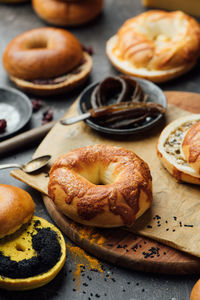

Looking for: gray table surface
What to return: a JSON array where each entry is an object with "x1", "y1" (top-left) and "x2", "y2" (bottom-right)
[{"x1": 0, "y1": 1, "x2": 200, "y2": 299}]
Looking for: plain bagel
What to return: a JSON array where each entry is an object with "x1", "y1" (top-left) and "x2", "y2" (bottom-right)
[
  {"x1": 3, "y1": 27, "x2": 92, "y2": 95},
  {"x1": 48, "y1": 144, "x2": 153, "y2": 227},
  {"x1": 32, "y1": 0, "x2": 104, "y2": 27},
  {"x1": 106, "y1": 10, "x2": 200, "y2": 82}
]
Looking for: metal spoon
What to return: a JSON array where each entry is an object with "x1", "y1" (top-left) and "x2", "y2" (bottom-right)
[
  {"x1": 0, "y1": 155, "x2": 51, "y2": 173},
  {"x1": 60, "y1": 112, "x2": 91, "y2": 125}
]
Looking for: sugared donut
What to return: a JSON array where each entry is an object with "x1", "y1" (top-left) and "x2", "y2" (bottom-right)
[
  {"x1": 106, "y1": 10, "x2": 200, "y2": 82},
  {"x1": 0, "y1": 184, "x2": 35, "y2": 239},
  {"x1": 32, "y1": 0, "x2": 104, "y2": 27},
  {"x1": 0, "y1": 216, "x2": 66, "y2": 290},
  {"x1": 182, "y1": 121, "x2": 200, "y2": 175},
  {"x1": 3, "y1": 27, "x2": 92, "y2": 95},
  {"x1": 48, "y1": 144, "x2": 153, "y2": 227}
]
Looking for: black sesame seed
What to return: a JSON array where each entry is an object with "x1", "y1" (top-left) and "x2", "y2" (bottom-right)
[{"x1": 95, "y1": 294, "x2": 100, "y2": 298}]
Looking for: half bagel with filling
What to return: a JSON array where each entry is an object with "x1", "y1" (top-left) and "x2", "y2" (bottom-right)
[
  {"x1": 0, "y1": 184, "x2": 66, "y2": 290},
  {"x1": 157, "y1": 114, "x2": 200, "y2": 184}
]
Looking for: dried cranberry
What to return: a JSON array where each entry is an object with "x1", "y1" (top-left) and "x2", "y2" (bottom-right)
[
  {"x1": 0, "y1": 119, "x2": 7, "y2": 133},
  {"x1": 82, "y1": 45, "x2": 94, "y2": 56},
  {"x1": 31, "y1": 99, "x2": 43, "y2": 112},
  {"x1": 42, "y1": 109, "x2": 53, "y2": 125}
]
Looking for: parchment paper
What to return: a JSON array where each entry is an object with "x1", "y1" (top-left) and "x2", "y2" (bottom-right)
[{"x1": 11, "y1": 96, "x2": 200, "y2": 258}]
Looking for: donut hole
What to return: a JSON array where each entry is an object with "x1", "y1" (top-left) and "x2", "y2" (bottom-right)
[
  {"x1": 26, "y1": 38, "x2": 48, "y2": 50},
  {"x1": 79, "y1": 162, "x2": 120, "y2": 185},
  {"x1": 15, "y1": 243, "x2": 26, "y2": 252},
  {"x1": 137, "y1": 16, "x2": 188, "y2": 47}
]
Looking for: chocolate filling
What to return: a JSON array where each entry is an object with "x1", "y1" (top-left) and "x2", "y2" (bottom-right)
[
  {"x1": 0, "y1": 220, "x2": 62, "y2": 279},
  {"x1": 83, "y1": 76, "x2": 165, "y2": 129},
  {"x1": 30, "y1": 58, "x2": 86, "y2": 86}
]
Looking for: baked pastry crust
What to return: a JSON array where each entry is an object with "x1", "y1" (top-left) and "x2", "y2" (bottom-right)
[
  {"x1": 190, "y1": 279, "x2": 200, "y2": 300},
  {"x1": 157, "y1": 114, "x2": 200, "y2": 184},
  {"x1": 3, "y1": 27, "x2": 92, "y2": 95},
  {"x1": 182, "y1": 121, "x2": 200, "y2": 175},
  {"x1": 3, "y1": 27, "x2": 83, "y2": 80},
  {"x1": 10, "y1": 52, "x2": 92, "y2": 96},
  {"x1": 106, "y1": 10, "x2": 200, "y2": 82},
  {"x1": 48, "y1": 144, "x2": 153, "y2": 227},
  {"x1": 0, "y1": 184, "x2": 35, "y2": 239},
  {"x1": 32, "y1": 0, "x2": 104, "y2": 26}
]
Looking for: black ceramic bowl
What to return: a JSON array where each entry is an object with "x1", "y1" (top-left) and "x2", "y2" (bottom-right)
[
  {"x1": 78, "y1": 77, "x2": 167, "y2": 135},
  {"x1": 0, "y1": 86, "x2": 32, "y2": 140}
]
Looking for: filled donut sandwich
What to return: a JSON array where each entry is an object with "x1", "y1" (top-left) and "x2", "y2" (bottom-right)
[
  {"x1": 157, "y1": 114, "x2": 200, "y2": 184},
  {"x1": 106, "y1": 10, "x2": 200, "y2": 83},
  {"x1": 0, "y1": 184, "x2": 66, "y2": 290},
  {"x1": 3, "y1": 27, "x2": 92, "y2": 96}
]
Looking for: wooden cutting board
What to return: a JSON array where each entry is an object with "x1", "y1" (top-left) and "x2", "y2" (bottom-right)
[{"x1": 42, "y1": 91, "x2": 200, "y2": 275}]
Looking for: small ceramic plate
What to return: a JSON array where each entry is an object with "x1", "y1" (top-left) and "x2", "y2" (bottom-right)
[
  {"x1": 78, "y1": 77, "x2": 167, "y2": 135},
  {"x1": 0, "y1": 86, "x2": 32, "y2": 140}
]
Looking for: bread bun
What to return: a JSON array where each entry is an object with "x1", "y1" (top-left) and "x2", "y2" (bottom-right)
[
  {"x1": 190, "y1": 279, "x2": 200, "y2": 300},
  {"x1": 106, "y1": 10, "x2": 200, "y2": 83},
  {"x1": 48, "y1": 144, "x2": 153, "y2": 227},
  {"x1": 157, "y1": 114, "x2": 200, "y2": 184},
  {"x1": 32, "y1": 0, "x2": 104, "y2": 26},
  {"x1": 182, "y1": 121, "x2": 200, "y2": 175},
  {"x1": 0, "y1": 184, "x2": 35, "y2": 239},
  {"x1": 0, "y1": 216, "x2": 66, "y2": 290},
  {"x1": 3, "y1": 27, "x2": 92, "y2": 95}
]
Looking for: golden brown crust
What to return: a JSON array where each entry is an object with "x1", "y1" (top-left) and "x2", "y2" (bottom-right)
[
  {"x1": 0, "y1": 184, "x2": 35, "y2": 238},
  {"x1": 106, "y1": 10, "x2": 200, "y2": 82},
  {"x1": 9, "y1": 52, "x2": 92, "y2": 96},
  {"x1": 32, "y1": 0, "x2": 104, "y2": 26},
  {"x1": 48, "y1": 144, "x2": 152, "y2": 227},
  {"x1": 190, "y1": 279, "x2": 200, "y2": 300},
  {"x1": 182, "y1": 121, "x2": 200, "y2": 175},
  {"x1": 3, "y1": 27, "x2": 83, "y2": 81}
]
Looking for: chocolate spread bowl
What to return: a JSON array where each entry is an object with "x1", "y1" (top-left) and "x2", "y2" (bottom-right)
[{"x1": 78, "y1": 77, "x2": 167, "y2": 135}]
